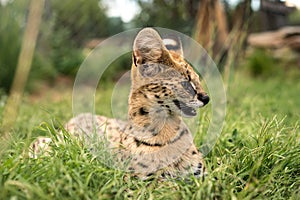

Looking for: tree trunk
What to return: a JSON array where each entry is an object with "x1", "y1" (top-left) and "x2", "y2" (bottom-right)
[{"x1": 194, "y1": 0, "x2": 228, "y2": 57}]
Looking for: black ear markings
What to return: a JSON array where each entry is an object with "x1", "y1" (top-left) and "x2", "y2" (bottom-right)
[
  {"x1": 139, "y1": 107, "x2": 149, "y2": 115},
  {"x1": 162, "y1": 34, "x2": 183, "y2": 56}
]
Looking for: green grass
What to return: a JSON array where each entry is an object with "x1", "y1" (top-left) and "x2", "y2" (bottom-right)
[{"x1": 0, "y1": 71, "x2": 299, "y2": 199}]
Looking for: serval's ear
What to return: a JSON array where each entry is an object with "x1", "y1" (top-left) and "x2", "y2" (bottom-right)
[
  {"x1": 163, "y1": 35, "x2": 183, "y2": 57},
  {"x1": 133, "y1": 28, "x2": 166, "y2": 66}
]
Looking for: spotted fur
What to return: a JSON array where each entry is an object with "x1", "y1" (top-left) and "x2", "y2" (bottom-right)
[{"x1": 29, "y1": 28, "x2": 209, "y2": 179}]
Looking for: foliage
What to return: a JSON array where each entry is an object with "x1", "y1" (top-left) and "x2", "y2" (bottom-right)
[
  {"x1": 46, "y1": 0, "x2": 115, "y2": 76},
  {"x1": 133, "y1": 0, "x2": 199, "y2": 35},
  {"x1": 0, "y1": 89, "x2": 7, "y2": 122},
  {"x1": 100, "y1": 52, "x2": 132, "y2": 83},
  {"x1": 51, "y1": 0, "x2": 110, "y2": 46},
  {"x1": 288, "y1": 9, "x2": 300, "y2": 25},
  {"x1": 0, "y1": 1, "x2": 23, "y2": 92},
  {"x1": 49, "y1": 28, "x2": 84, "y2": 76},
  {"x1": 0, "y1": 0, "x2": 127, "y2": 93},
  {"x1": 246, "y1": 49, "x2": 283, "y2": 77},
  {"x1": 47, "y1": 0, "x2": 126, "y2": 77},
  {"x1": 0, "y1": 71, "x2": 299, "y2": 199},
  {"x1": 0, "y1": 0, "x2": 63, "y2": 93}
]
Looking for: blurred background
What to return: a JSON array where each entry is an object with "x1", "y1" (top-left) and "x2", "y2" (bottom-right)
[{"x1": 0, "y1": 0, "x2": 299, "y2": 97}]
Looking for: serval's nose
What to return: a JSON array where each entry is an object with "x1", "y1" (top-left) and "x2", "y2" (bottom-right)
[{"x1": 197, "y1": 93, "x2": 210, "y2": 106}]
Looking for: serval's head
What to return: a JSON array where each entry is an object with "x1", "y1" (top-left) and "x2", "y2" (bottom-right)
[{"x1": 130, "y1": 28, "x2": 209, "y2": 118}]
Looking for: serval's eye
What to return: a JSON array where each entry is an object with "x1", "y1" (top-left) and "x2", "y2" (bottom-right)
[{"x1": 181, "y1": 81, "x2": 196, "y2": 96}]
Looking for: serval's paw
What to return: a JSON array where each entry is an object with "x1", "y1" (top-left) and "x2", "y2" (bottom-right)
[{"x1": 29, "y1": 137, "x2": 52, "y2": 158}]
